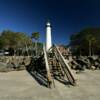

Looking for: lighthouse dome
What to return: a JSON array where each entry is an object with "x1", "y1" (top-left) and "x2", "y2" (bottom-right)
[{"x1": 46, "y1": 22, "x2": 51, "y2": 27}]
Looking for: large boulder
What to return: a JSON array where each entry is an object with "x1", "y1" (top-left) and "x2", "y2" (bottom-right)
[{"x1": 0, "y1": 62, "x2": 13, "y2": 72}]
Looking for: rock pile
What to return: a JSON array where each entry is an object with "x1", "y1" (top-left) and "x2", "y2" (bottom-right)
[
  {"x1": 0, "y1": 56, "x2": 31, "y2": 72},
  {"x1": 68, "y1": 56, "x2": 100, "y2": 71}
]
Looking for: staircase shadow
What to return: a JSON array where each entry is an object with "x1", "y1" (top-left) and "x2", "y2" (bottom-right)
[
  {"x1": 27, "y1": 69, "x2": 48, "y2": 88},
  {"x1": 54, "y1": 76, "x2": 70, "y2": 85},
  {"x1": 26, "y1": 57, "x2": 49, "y2": 88}
]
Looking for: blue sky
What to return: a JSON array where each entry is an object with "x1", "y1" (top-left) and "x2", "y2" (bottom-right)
[{"x1": 0, "y1": 0, "x2": 100, "y2": 44}]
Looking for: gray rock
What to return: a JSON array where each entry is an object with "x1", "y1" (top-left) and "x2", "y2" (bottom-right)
[{"x1": 0, "y1": 62, "x2": 8, "y2": 72}]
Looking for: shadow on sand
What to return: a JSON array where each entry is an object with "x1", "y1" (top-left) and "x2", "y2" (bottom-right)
[
  {"x1": 27, "y1": 70, "x2": 48, "y2": 88},
  {"x1": 26, "y1": 58, "x2": 48, "y2": 88},
  {"x1": 54, "y1": 76, "x2": 70, "y2": 86},
  {"x1": 26, "y1": 57, "x2": 71, "y2": 88}
]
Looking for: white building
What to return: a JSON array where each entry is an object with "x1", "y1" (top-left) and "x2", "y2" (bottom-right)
[{"x1": 46, "y1": 21, "x2": 52, "y2": 51}]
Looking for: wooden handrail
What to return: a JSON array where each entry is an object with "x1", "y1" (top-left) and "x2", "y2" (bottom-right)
[
  {"x1": 43, "y1": 45, "x2": 52, "y2": 87},
  {"x1": 54, "y1": 44, "x2": 76, "y2": 85}
]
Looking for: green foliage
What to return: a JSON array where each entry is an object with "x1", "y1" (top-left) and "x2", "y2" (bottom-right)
[
  {"x1": 0, "y1": 30, "x2": 32, "y2": 49},
  {"x1": 70, "y1": 28, "x2": 100, "y2": 56},
  {"x1": 31, "y1": 32, "x2": 40, "y2": 56},
  {"x1": 31, "y1": 32, "x2": 40, "y2": 40}
]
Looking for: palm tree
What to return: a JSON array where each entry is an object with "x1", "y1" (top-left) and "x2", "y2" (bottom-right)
[
  {"x1": 86, "y1": 34, "x2": 96, "y2": 56},
  {"x1": 91, "y1": 37, "x2": 96, "y2": 56},
  {"x1": 31, "y1": 32, "x2": 40, "y2": 56}
]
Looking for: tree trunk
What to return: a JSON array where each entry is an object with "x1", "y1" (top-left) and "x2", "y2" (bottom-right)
[
  {"x1": 25, "y1": 41, "x2": 29, "y2": 56},
  {"x1": 92, "y1": 46, "x2": 94, "y2": 56},
  {"x1": 80, "y1": 49, "x2": 82, "y2": 56},
  {"x1": 35, "y1": 40, "x2": 38, "y2": 57},
  {"x1": 89, "y1": 40, "x2": 91, "y2": 56},
  {"x1": 13, "y1": 48, "x2": 16, "y2": 56}
]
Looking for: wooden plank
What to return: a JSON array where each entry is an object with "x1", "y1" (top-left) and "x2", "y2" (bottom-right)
[
  {"x1": 43, "y1": 45, "x2": 53, "y2": 88},
  {"x1": 54, "y1": 45, "x2": 76, "y2": 86}
]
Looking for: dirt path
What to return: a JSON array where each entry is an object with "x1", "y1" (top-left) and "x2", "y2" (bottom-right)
[{"x1": 0, "y1": 70, "x2": 100, "y2": 100}]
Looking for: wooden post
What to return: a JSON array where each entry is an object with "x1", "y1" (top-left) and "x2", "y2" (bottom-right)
[{"x1": 43, "y1": 45, "x2": 52, "y2": 88}]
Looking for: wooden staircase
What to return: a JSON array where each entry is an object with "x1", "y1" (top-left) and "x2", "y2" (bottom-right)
[
  {"x1": 33, "y1": 44, "x2": 76, "y2": 88},
  {"x1": 48, "y1": 55, "x2": 64, "y2": 79}
]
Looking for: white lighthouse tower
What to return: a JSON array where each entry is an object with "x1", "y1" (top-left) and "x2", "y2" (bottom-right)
[{"x1": 46, "y1": 21, "x2": 52, "y2": 51}]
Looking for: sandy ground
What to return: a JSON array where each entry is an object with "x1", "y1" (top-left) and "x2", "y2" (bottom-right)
[{"x1": 0, "y1": 70, "x2": 100, "y2": 100}]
